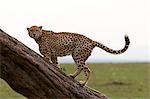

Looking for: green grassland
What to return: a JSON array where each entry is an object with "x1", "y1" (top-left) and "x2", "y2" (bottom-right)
[{"x1": 0, "y1": 63, "x2": 150, "y2": 99}]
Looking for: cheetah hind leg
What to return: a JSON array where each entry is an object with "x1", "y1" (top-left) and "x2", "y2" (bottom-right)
[
  {"x1": 69, "y1": 65, "x2": 83, "y2": 78},
  {"x1": 79, "y1": 66, "x2": 90, "y2": 87},
  {"x1": 69, "y1": 65, "x2": 90, "y2": 87}
]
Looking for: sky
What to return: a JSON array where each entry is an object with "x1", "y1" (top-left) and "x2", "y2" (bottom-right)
[{"x1": 0, "y1": 0, "x2": 150, "y2": 63}]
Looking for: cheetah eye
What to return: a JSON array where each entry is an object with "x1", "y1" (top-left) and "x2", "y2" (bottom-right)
[{"x1": 35, "y1": 30, "x2": 38, "y2": 32}]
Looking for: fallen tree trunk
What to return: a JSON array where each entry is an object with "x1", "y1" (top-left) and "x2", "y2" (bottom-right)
[{"x1": 0, "y1": 29, "x2": 109, "y2": 99}]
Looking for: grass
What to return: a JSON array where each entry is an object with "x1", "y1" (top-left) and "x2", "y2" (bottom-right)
[
  {"x1": 0, "y1": 63, "x2": 150, "y2": 99},
  {"x1": 0, "y1": 79, "x2": 27, "y2": 99}
]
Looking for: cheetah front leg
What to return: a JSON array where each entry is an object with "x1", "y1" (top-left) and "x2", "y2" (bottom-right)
[
  {"x1": 51, "y1": 56, "x2": 60, "y2": 68},
  {"x1": 51, "y1": 56, "x2": 58, "y2": 65},
  {"x1": 43, "y1": 56, "x2": 52, "y2": 64},
  {"x1": 40, "y1": 48, "x2": 53, "y2": 64},
  {"x1": 42, "y1": 52, "x2": 53, "y2": 64}
]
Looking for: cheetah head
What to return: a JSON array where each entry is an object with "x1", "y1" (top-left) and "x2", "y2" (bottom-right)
[{"x1": 27, "y1": 26, "x2": 43, "y2": 39}]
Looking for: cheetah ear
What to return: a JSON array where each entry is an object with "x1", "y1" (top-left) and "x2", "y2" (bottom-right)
[
  {"x1": 39, "y1": 26, "x2": 42, "y2": 29},
  {"x1": 27, "y1": 27, "x2": 29, "y2": 31}
]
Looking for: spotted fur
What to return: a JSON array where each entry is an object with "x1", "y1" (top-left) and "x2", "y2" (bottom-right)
[{"x1": 27, "y1": 26, "x2": 130, "y2": 86}]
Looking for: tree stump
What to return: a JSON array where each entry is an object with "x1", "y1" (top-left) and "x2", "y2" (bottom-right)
[{"x1": 0, "y1": 29, "x2": 109, "y2": 99}]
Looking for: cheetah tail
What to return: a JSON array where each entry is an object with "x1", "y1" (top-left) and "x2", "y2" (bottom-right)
[{"x1": 93, "y1": 35, "x2": 130, "y2": 54}]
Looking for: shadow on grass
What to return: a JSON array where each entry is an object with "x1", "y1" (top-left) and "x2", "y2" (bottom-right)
[{"x1": 102, "y1": 80, "x2": 131, "y2": 86}]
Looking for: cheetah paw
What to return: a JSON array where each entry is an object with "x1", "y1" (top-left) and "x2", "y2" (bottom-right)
[
  {"x1": 79, "y1": 81, "x2": 86, "y2": 87},
  {"x1": 68, "y1": 74, "x2": 75, "y2": 78}
]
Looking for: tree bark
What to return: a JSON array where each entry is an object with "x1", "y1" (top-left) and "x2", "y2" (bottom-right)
[{"x1": 0, "y1": 29, "x2": 109, "y2": 99}]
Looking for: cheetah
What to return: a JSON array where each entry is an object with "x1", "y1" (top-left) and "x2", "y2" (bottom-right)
[{"x1": 27, "y1": 26, "x2": 130, "y2": 86}]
